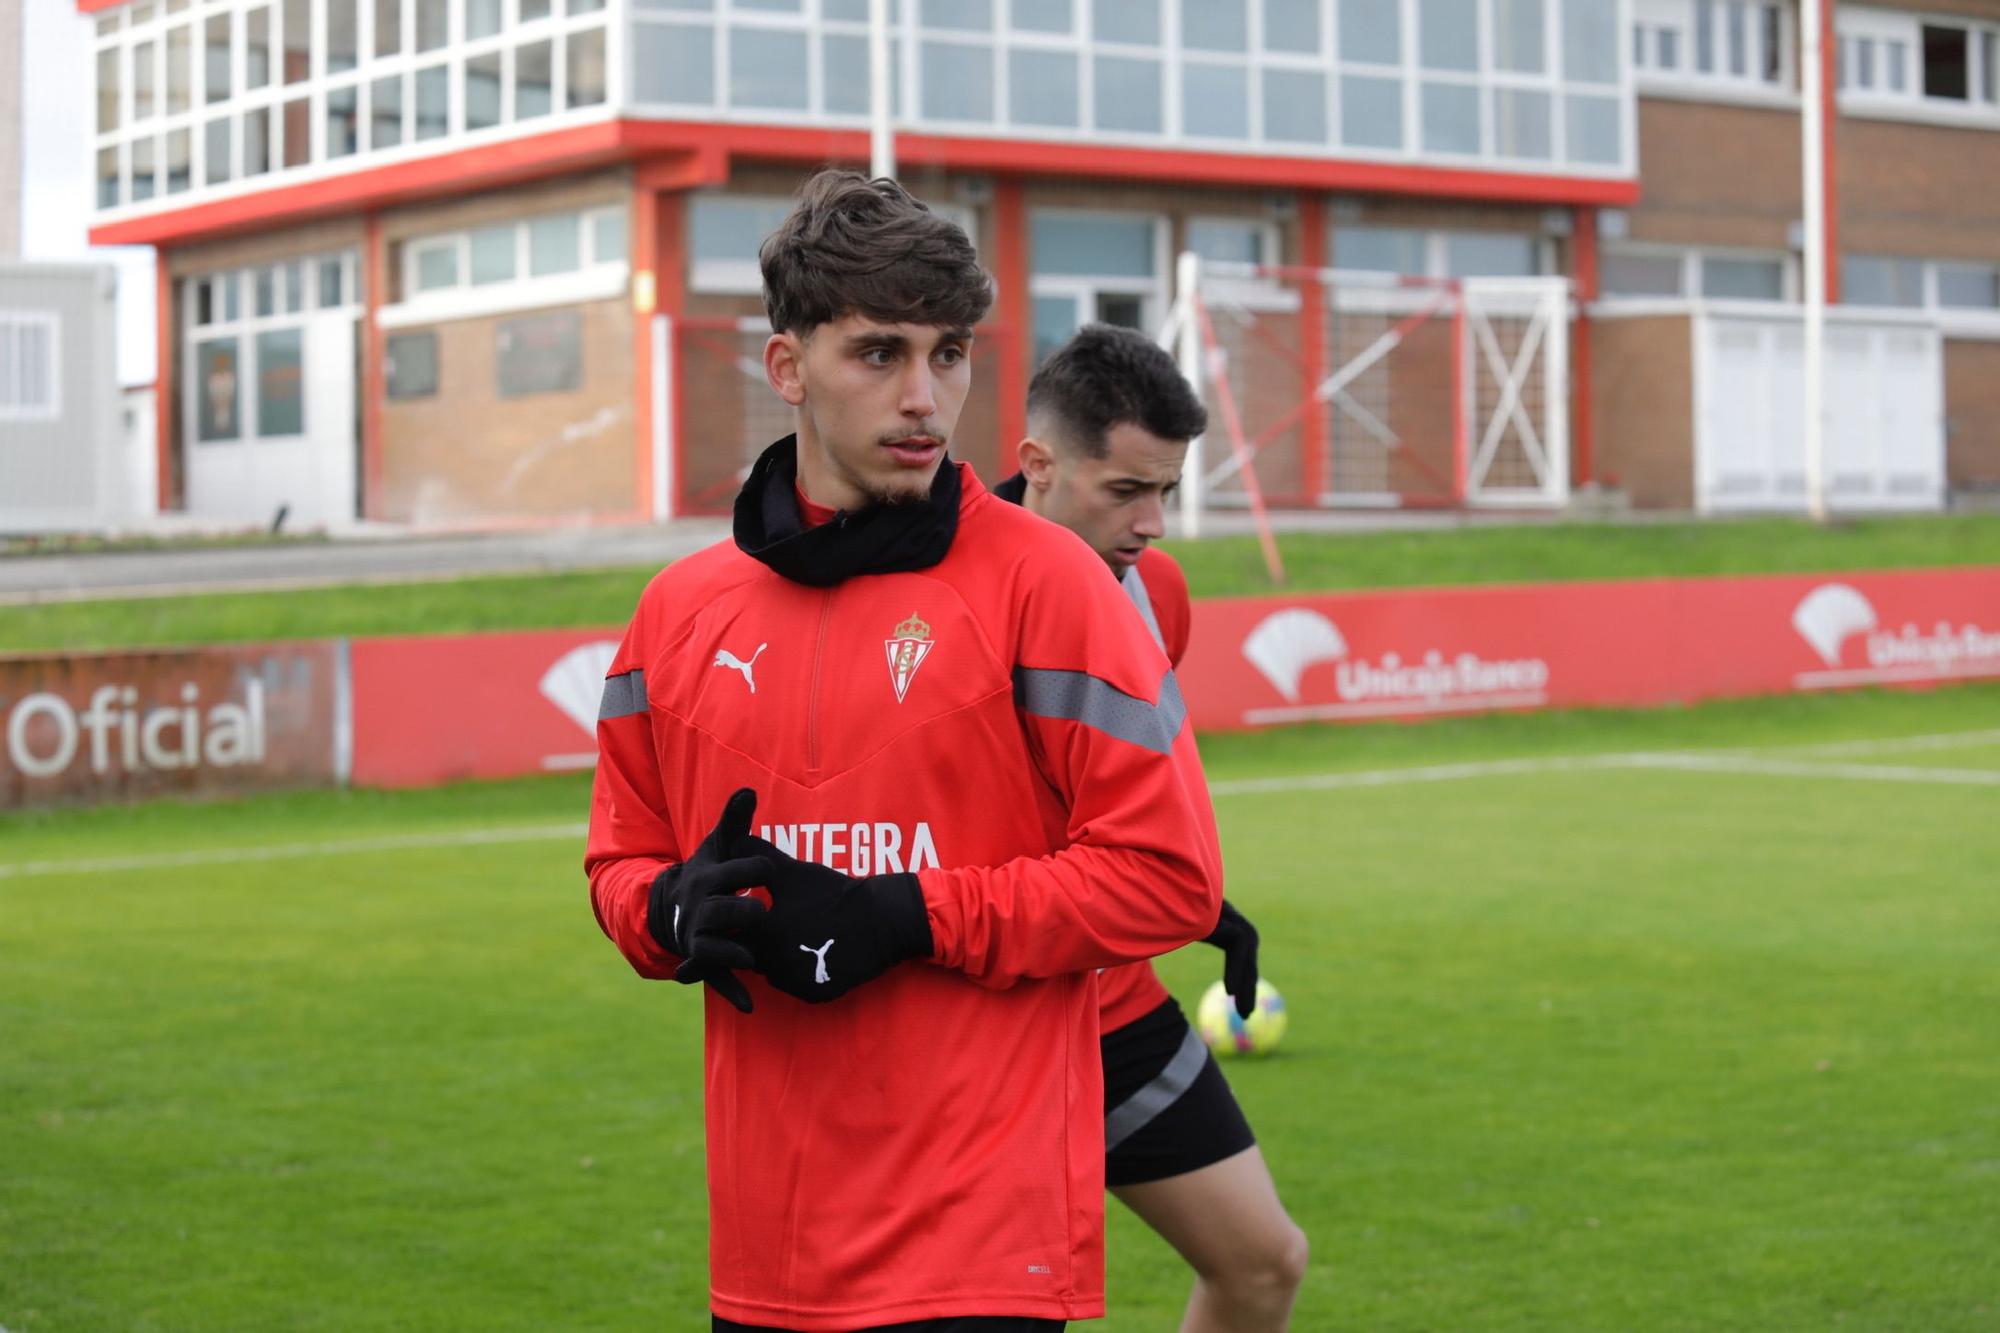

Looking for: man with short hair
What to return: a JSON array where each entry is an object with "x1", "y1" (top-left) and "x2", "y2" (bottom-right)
[
  {"x1": 997, "y1": 324, "x2": 1309, "y2": 1333},
  {"x1": 586, "y1": 173, "x2": 1224, "y2": 1332}
]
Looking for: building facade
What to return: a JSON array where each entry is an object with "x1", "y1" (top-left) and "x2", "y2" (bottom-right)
[{"x1": 77, "y1": 0, "x2": 2000, "y2": 527}]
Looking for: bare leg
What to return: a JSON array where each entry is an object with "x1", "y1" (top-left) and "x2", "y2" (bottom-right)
[{"x1": 1111, "y1": 1145, "x2": 1309, "y2": 1333}]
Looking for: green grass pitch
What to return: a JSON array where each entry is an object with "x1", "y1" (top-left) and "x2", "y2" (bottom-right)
[{"x1": 4, "y1": 685, "x2": 1998, "y2": 1330}]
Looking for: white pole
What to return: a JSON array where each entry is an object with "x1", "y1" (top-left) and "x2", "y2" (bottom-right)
[
  {"x1": 1176, "y1": 250, "x2": 1205, "y2": 539},
  {"x1": 1801, "y1": 0, "x2": 1828, "y2": 524},
  {"x1": 869, "y1": 0, "x2": 895, "y2": 180}
]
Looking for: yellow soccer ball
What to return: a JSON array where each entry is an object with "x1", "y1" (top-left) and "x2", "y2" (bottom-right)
[{"x1": 1196, "y1": 978, "x2": 1287, "y2": 1057}]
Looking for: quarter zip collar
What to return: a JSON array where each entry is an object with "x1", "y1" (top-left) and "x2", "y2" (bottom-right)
[{"x1": 733, "y1": 434, "x2": 963, "y2": 587}]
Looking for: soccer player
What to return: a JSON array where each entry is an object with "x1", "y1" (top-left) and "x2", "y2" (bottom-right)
[
  {"x1": 996, "y1": 325, "x2": 1310, "y2": 1333},
  {"x1": 585, "y1": 172, "x2": 1224, "y2": 1332}
]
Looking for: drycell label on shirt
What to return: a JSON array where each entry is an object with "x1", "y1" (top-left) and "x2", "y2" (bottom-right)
[{"x1": 885, "y1": 613, "x2": 936, "y2": 703}]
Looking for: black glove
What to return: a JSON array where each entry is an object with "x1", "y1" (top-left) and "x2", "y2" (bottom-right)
[
  {"x1": 1204, "y1": 899, "x2": 1261, "y2": 1018},
  {"x1": 736, "y1": 839, "x2": 933, "y2": 1004},
  {"x1": 646, "y1": 788, "x2": 773, "y2": 1014}
]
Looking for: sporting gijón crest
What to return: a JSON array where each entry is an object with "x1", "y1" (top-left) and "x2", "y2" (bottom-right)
[{"x1": 885, "y1": 613, "x2": 935, "y2": 703}]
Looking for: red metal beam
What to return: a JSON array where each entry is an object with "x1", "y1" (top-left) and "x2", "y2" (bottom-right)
[
  {"x1": 361, "y1": 212, "x2": 386, "y2": 520},
  {"x1": 93, "y1": 118, "x2": 1642, "y2": 249},
  {"x1": 990, "y1": 176, "x2": 1028, "y2": 470},
  {"x1": 1570, "y1": 206, "x2": 1600, "y2": 487},
  {"x1": 1296, "y1": 194, "x2": 1328, "y2": 504},
  {"x1": 153, "y1": 252, "x2": 174, "y2": 512}
]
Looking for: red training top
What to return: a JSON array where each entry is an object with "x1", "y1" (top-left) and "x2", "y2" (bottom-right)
[{"x1": 586, "y1": 464, "x2": 1223, "y2": 1329}]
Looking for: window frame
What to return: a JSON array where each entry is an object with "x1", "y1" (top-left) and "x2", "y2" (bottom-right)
[
  {"x1": 382, "y1": 203, "x2": 633, "y2": 326},
  {"x1": 0, "y1": 312, "x2": 65, "y2": 424}
]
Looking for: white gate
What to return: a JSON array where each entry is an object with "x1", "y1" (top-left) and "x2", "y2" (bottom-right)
[
  {"x1": 1694, "y1": 310, "x2": 1943, "y2": 513},
  {"x1": 1461, "y1": 278, "x2": 1570, "y2": 507}
]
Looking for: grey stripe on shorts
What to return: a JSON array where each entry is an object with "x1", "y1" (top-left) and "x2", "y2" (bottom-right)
[{"x1": 1104, "y1": 1025, "x2": 1210, "y2": 1151}]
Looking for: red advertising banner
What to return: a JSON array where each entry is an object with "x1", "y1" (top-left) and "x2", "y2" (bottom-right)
[
  {"x1": 1177, "y1": 568, "x2": 2000, "y2": 732},
  {"x1": 0, "y1": 642, "x2": 341, "y2": 808},
  {"x1": 348, "y1": 628, "x2": 622, "y2": 788}
]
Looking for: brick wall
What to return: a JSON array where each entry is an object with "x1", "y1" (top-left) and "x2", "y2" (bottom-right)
[{"x1": 1591, "y1": 315, "x2": 1696, "y2": 510}]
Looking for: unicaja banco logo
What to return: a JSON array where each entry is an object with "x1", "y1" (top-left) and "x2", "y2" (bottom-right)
[
  {"x1": 1790, "y1": 584, "x2": 2000, "y2": 686},
  {"x1": 1239, "y1": 607, "x2": 1549, "y2": 721}
]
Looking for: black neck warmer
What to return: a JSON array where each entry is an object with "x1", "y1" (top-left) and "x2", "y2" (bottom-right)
[{"x1": 733, "y1": 435, "x2": 962, "y2": 587}]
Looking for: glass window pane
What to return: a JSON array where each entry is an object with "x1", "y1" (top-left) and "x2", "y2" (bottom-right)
[
  {"x1": 922, "y1": 0, "x2": 991, "y2": 30},
  {"x1": 1492, "y1": 87, "x2": 1551, "y2": 160},
  {"x1": 690, "y1": 197, "x2": 793, "y2": 263},
  {"x1": 1761, "y1": 2, "x2": 1782, "y2": 82},
  {"x1": 1493, "y1": 0, "x2": 1543, "y2": 73},
  {"x1": 1093, "y1": 0, "x2": 1159, "y2": 46},
  {"x1": 135, "y1": 39, "x2": 157, "y2": 120},
  {"x1": 132, "y1": 137, "x2": 157, "y2": 202},
  {"x1": 415, "y1": 0, "x2": 448, "y2": 52},
  {"x1": 1263, "y1": 0, "x2": 1318, "y2": 53},
  {"x1": 467, "y1": 0, "x2": 502, "y2": 40},
  {"x1": 1418, "y1": 0, "x2": 1476, "y2": 70},
  {"x1": 591, "y1": 208, "x2": 627, "y2": 265},
  {"x1": 371, "y1": 75, "x2": 404, "y2": 148},
  {"x1": 195, "y1": 340, "x2": 241, "y2": 442},
  {"x1": 1603, "y1": 252, "x2": 1684, "y2": 297},
  {"x1": 1937, "y1": 264, "x2": 2000, "y2": 310},
  {"x1": 1033, "y1": 294, "x2": 1080, "y2": 364},
  {"x1": 166, "y1": 127, "x2": 192, "y2": 193},
  {"x1": 1183, "y1": 0, "x2": 1246, "y2": 52},
  {"x1": 98, "y1": 146, "x2": 120, "y2": 209},
  {"x1": 1187, "y1": 219, "x2": 1262, "y2": 264},
  {"x1": 284, "y1": 0, "x2": 310, "y2": 82},
  {"x1": 1841, "y1": 255, "x2": 1923, "y2": 307},
  {"x1": 823, "y1": 32, "x2": 900, "y2": 114},
  {"x1": 204, "y1": 15, "x2": 232, "y2": 103},
  {"x1": 1013, "y1": 0, "x2": 1070, "y2": 32},
  {"x1": 1093, "y1": 54, "x2": 1161, "y2": 132},
  {"x1": 1030, "y1": 213, "x2": 1156, "y2": 277},
  {"x1": 568, "y1": 26, "x2": 607, "y2": 107},
  {"x1": 375, "y1": 0, "x2": 401, "y2": 56},
  {"x1": 1333, "y1": 225, "x2": 1425, "y2": 275},
  {"x1": 255, "y1": 265, "x2": 277, "y2": 316},
  {"x1": 518, "y1": 41, "x2": 554, "y2": 118},
  {"x1": 1702, "y1": 255, "x2": 1783, "y2": 300},
  {"x1": 1726, "y1": 0, "x2": 1746, "y2": 75},
  {"x1": 1182, "y1": 62, "x2": 1249, "y2": 138},
  {"x1": 1421, "y1": 80, "x2": 1479, "y2": 154},
  {"x1": 733, "y1": 28, "x2": 810, "y2": 110},
  {"x1": 320, "y1": 87, "x2": 356, "y2": 160},
  {"x1": 205, "y1": 115, "x2": 232, "y2": 183},
  {"x1": 1338, "y1": 0, "x2": 1399, "y2": 64},
  {"x1": 319, "y1": 257, "x2": 345, "y2": 307},
  {"x1": 415, "y1": 63, "x2": 450, "y2": 137},
  {"x1": 224, "y1": 272, "x2": 241, "y2": 321},
  {"x1": 1922, "y1": 24, "x2": 1970, "y2": 99},
  {"x1": 1659, "y1": 28, "x2": 1679, "y2": 71},
  {"x1": 256, "y1": 329, "x2": 305, "y2": 437},
  {"x1": 415, "y1": 242, "x2": 459, "y2": 291},
  {"x1": 470, "y1": 224, "x2": 517, "y2": 284},
  {"x1": 328, "y1": 0, "x2": 357, "y2": 73},
  {"x1": 1695, "y1": 0, "x2": 1714, "y2": 71},
  {"x1": 822, "y1": 0, "x2": 890, "y2": 18},
  {"x1": 1565, "y1": 93, "x2": 1621, "y2": 165},
  {"x1": 98, "y1": 48, "x2": 121, "y2": 133},
  {"x1": 1339, "y1": 73, "x2": 1402, "y2": 149},
  {"x1": 1009, "y1": 49, "x2": 1079, "y2": 128},
  {"x1": 247, "y1": 6, "x2": 272, "y2": 87},
  {"x1": 244, "y1": 106, "x2": 271, "y2": 174},
  {"x1": 282, "y1": 261, "x2": 304, "y2": 314},
  {"x1": 1263, "y1": 67, "x2": 1326, "y2": 142},
  {"x1": 283, "y1": 96, "x2": 310, "y2": 166},
  {"x1": 521, "y1": 0, "x2": 552, "y2": 18},
  {"x1": 529, "y1": 213, "x2": 583, "y2": 276},
  {"x1": 468, "y1": 51, "x2": 503, "y2": 128},
  {"x1": 1444, "y1": 232, "x2": 1538, "y2": 277},
  {"x1": 569, "y1": 0, "x2": 607, "y2": 12},
  {"x1": 633, "y1": 22, "x2": 716, "y2": 104},
  {"x1": 921, "y1": 40, "x2": 994, "y2": 121},
  {"x1": 166, "y1": 25, "x2": 192, "y2": 112}
]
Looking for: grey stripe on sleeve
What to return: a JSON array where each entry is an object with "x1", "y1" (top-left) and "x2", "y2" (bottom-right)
[
  {"x1": 1013, "y1": 666, "x2": 1188, "y2": 755},
  {"x1": 1121, "y1": 564, "x2": 1167, "y2": 655},
  {"x1": 598, "y1": 669, "x2": 648, "y2": 720},
  {"x1": 1104, "y1": 1025, "x2": 1211, "y2": 1151}
]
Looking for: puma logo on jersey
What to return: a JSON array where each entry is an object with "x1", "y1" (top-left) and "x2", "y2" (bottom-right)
[
  {"x1": 801, "y1": 939, "x2": 835, "y2": 984},
  {"x1": 713, "y1": 643, "x2": 768, "y2": 693}
]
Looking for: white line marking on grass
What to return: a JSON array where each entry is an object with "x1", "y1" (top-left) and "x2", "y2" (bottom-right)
[
  {"x1": 0, "y1": 823, "x2": 589, "y2": 881},
  {"x1": 1617, "y1": 754, "x2": 2000, "y2": 786},
  {"x1": 5, "y1": 728, "x2": 1997, "y2": 881}
]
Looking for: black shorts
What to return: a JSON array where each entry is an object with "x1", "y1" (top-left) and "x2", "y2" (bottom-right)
[
  {"x1": 716, "y1": 1312, "x2": 1064, "y2": 1320},
  {"x1": 1101, "y1": 997, "x2": 1256, "y2": 1189}
]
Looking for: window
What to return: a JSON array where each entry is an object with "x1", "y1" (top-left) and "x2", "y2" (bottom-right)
[
  {"x1": 386, "y1": 331, "x2": 439, "y2": 400},
  {"x1": 412, "y1": 239, "x2": 460, "y2": 292},
  {"x1": 205, "y1": 115, "x2": 232, "y2": 184},
  {"x1": 467, "y1": 51, "x2": 503, "y2": 130},
  {"x1": 1843, "y1": 254, "x2": 1925, "y2": 308},
  {"x1": 375, "y1": 0, "x2": 401, "y2": 57},
  {"x1": 1029, "y1": 210, "x2": 1166, "y2": 362},
  {"x1": 394, "y1": 206, "x2": 631, "y2": 312},
  {"x1": 327, "y1": 84, "x2": 360, "y2": 157},
  {"x1": 1937, "y1": 263, "x2": 2000, "y2": 311},
  {"x1": 204, "y1": 13, "x2": 232, "y2": 104},
  {"x1": 690, "y1": 195, "x2": 798, "y2": 291},
  {"x1": 415, "y1": 63, "x2": 449, "y2": 138},
  {"x1": 195, "y1": 340, "x2": 241, "y2": 441},
  {"x1": 132, "y1": 137, "x2": 157, "y2": 202},
  {"x1": 184, "y1": 253, "x2": 354, "y2": 447},
  {"x1": 1187, "y1": 218, "x2": 1269, "y2": 265},
  {"x1": 528, "y1": 213, "x2": 582, "y2": 276},
  {"x1": 255, "y1": 329, "x2": 305, "y2": 436},
  {"x1": 371, "y1": 74, "x2": 404, "y2": 148},
  {"x1": 1602, "y1": 251, "x2": 1684, "y2": 297},
  {"x1": 0, "y1": 314, "x2": 62, "y2": 422},
  {"x1": 1634, "y1": 0, "x2": 1788, "y2": 92},
  {"x1": 1837, "y1": 9, "x2": 2000, "y2": 116},
  {"x1": 1333, "y1": 224, "x2": 1549, "y2": 278},
  {"x1": 1701, "y1": 254, "x2": 1782, "y2": 300},
  {"x1": 1923, "y1": 23, "x2": 1970, "y2": 100},
  {"x1": 1601, "y1": 247, "x2": 1789, "y2": 303},
  {"x1": 283, "y1": 0, "x2": 309, "y2": 83},
  {"x1": 567, "y1": 26, "x2": 606, "y2": 107}
]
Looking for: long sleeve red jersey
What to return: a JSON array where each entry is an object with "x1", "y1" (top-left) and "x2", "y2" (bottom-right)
[{"x1": 586, "y1": 462, "x2": 1222, "y2": 1329}]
